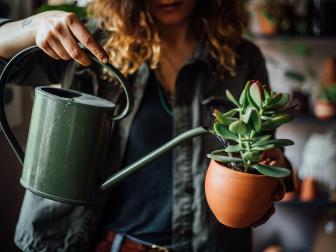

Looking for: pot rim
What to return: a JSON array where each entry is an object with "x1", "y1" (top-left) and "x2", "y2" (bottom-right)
[{"x1": 210, "y1": 159, "x2": 273, "y2": 180}]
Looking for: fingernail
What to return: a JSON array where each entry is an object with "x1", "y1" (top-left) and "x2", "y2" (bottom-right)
[{"x1": 102, "y1": 57, "x2": 109, "y2": 64}]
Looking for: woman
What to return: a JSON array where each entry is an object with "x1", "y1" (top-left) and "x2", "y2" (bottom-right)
[{"x1": 0, "y1": 0, "x2": 291, "y2": 251}]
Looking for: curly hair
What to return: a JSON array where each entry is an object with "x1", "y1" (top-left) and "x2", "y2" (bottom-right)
[{"x1": 88, "y1": 0, "x2": 247, "y2": 78}]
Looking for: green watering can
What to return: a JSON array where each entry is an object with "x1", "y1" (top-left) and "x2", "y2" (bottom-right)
[{"x1": 0, "y1": 46, "x2": 209, "y2": 205}]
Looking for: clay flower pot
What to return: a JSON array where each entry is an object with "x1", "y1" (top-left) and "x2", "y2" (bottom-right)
[
  {"x1": 300, "y1": 177, "x2": 317, "y2": 202},
  {"x1": 205, "y1": 159, "x2": 278, "y2": 228},
  {"x1": 314, "y1": 100, "x2": 336, "y2": 120}
]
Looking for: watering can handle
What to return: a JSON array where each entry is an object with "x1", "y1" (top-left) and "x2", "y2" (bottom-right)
[{"x1": 0, "y1": 45, "x2": 134, "y2": 165}]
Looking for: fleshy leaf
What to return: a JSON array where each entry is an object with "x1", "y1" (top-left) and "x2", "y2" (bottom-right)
[
  {"x1": 267, "y1": 93, "x2": 290, "y2": 110},
  {"x1": 250, "y1": 108, "x2": 261, "y2": 131},
  {"x1": 223, "y1": 108, "x2": 239, "y2": 117},
  {"x1": 271, "y1": 114, "x2": 292, "y2": 125},
  {"x1": 254, "y1": 134, "x2": 272, "y2": 143},
  {"x1": 214, "y1": 123, "x2": 238, "y2": 141},
  {"x1": 229, "y1": 120, "x2": 248, "y2": 135},
  {"x1": 252, "y1": 164, "x2": 291, "y2": 178},
  {"x1": 207, "y1": 153, "x2": 243, "y2": 163},
  {"x1": 261, "y1": 121, "x2": 279, "y2": 130},
  {"x1": 239, "y1": 81, "x2": 251, "y2": 110},
  {"x1": 252, "y1": 144, "x2": 275, "y2": 151},
  {"x1": 242, "y1": 151, "x2": 262, "y2": 162},
  {"x1": 249, "y1": 81, "x2": 264, "y2": 107},
  {"x1": 263, "y1": 85, "x2": 271, "y2": 100},
  {"x1": 213, "y1": 110, "x2": 236, "y2": 126},
  {"x1": 252, "y1": 139, "x2": 294, "y2": 148},
  {"x1": 225, "y1": 144, "x2": 244, "y2": 153},
  {"x1": 226, "y1": 90, "x2": 240, "y2": 107},
  {"x1": 241, "y1": 106, "x2": 253, "y2": 124}
]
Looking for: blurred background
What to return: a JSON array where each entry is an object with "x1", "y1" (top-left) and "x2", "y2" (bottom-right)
[{"x1": 0, "y1": 0, "x2": 336, "y2": 251}]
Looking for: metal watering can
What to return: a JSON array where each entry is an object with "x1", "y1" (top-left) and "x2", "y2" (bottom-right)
[{"x1": 0, "y1": 46, "x2": 209, "y2": 205}]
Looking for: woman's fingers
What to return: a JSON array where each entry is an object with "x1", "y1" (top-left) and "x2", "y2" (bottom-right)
[
  {"x1": 260, "y1": 148, "x2": 286, "y2": 167},
  {"x1": 66, "y1": 13, "x2": 108, "y2": 63},
  {"x1": 52, "y1": 20, "x2": 91, "y2": 66},
  {"x1": 38, "y1": 41, "x2": 61, "y2": 60},
  {"x1": 48, "y1": 36, "x2": 72, "y2": 61},
  {"x1": 272, "y1": 180, "x2": 286, "y2": 202},
  {"x1": 35, "y1": 11, "x2": 108, "y2": 65},
  {"x1": 36, "y1": 31, "x2": 61, "y2": 60}
]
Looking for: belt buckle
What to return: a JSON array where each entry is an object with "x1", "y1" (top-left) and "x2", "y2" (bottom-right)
[{"x1": 151, "y1": 244, "x2": 170, "y2": 252}]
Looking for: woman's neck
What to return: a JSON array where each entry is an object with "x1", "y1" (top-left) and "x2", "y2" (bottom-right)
[
  {"x1": 155, "y1": 20, "x2": 199, "y2": 94},
  {"x1": 159, "y1": 21, "x2": 194, "y2": 48}
]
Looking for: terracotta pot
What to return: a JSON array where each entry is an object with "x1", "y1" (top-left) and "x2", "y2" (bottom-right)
[
  {"x1": 300, "y1": 177, "x2": 317, "y2": 202},
  {"x1": 255, "y1": 10, "x2": 278, "y2": 36},
  {"x1": 205, "y1": 159, "x2": 278, "y2": 228},
  {"x1": 314, "y1": 100, "x2": 336, "y2": 120}
]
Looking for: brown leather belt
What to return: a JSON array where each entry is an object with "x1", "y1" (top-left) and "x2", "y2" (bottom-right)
[{"x1": 95, "y1": 231, "x2": 174, "y2": 252}]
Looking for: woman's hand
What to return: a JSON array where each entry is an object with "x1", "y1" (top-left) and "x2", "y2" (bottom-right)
[
  {"x1": 0, "y1": 11, "x2": 108, "y2": 65},
  {"x1": 252, "y1": 148, "x2": 287, "y2": 227},
  {"x1": 260, "y1": 148, "x2": 286, "y2": 167},
  {"x1": 34, "y1": 11, "x2": 108, "y2": 66}
]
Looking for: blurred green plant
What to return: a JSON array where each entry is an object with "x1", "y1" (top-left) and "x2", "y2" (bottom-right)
[
  {"x1": 317, "y1": 85, "x2": 336, "y2": 103},
  {"x1": 35, "y1": 4, "x2": 87, "y2": 19}
]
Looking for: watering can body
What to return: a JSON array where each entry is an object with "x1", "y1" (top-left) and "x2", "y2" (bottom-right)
[
  {"x1": 0, "y1": 46, "x2": 209, "y2": 205},
  {"x1": 22, "y1": 87, "x2": 113, "y2": 204}
]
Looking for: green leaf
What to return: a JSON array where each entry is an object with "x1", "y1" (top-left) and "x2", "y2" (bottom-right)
[
  {"x1": 226, "y1": 90, "x2": 240, "y2": 107},
  {"x1": 254, "y1": 134, "x2": 272, "y2": 143},
  {"x1": 249, "y1": 81, "x2": 264, "y2": 107},
  {"x1": 207, "y1": 153, "x2": 244, "y2": 163},
  {"x1": 263, "y1": 85, "x2": 271, "y2": 100},
  {"x1": 239, "y1": 81, "x2": 251, "y2": 110},
  {"x1": 271, "y1": 114, "x2": 292, "y2": 124},
  {"x1": 250, "y1": 108, "x2": 261, "y2": 131},
  {"x1": 243, "y1": 151, "x2": 262, "y2": 162},
  {"x1": 261, "y1": 121, "x2": 280, "y2": 130},
  {"x1": 225, "y1": 144, "x2": 244, "y2": 153},
  {"x1": 214, "y1": 110, "x2": 236, "y2": 126},
  {"x1": 214, "y1": 123, "x2": 238, "y2": 141},
  {"x1": 241, "y1": 106, "x2": 253, "y2": 124},
  {"x1": 269, "y1": 93, "x2": 282, "y2": 105},
  {"x1": 210, "y1": 149, "x2": 227, "y2": 155},
  {"x1": 252, "y1": 139, "x2": 294, "y2": 148},
  {"x1": 252, "y1": 164, "x2": 291, "y2": 178},
  {"x1": 261, "y1": 116, "x2": 273, "y2": 121},
  {"x1": 252, "y1": 144, "x2": 275, "y2": 151},
  {"x1": 223, "y1": 108, "x2": 239, "y2": 117},
  {"x1": 229, "y1": 120, "x2": 248, "y2": 135},
  {"x1": 267, "y1": 93, "x2": 290, "y2": 110}
]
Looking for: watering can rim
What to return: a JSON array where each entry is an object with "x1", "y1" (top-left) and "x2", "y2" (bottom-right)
[{"x1": 36, "y1": 86, "x2": 116, "y2": 109}]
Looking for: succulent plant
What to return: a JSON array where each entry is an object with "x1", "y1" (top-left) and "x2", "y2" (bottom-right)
[{"x1": 207, "y1": 80, "x2": 296, "y2": 178}]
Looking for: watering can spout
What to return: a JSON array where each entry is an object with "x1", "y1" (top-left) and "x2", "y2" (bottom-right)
[{"x1": 100, "y1": 126, "x2": 210, "y2": 191}]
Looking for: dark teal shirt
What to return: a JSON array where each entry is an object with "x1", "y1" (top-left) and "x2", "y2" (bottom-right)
[{"x1": 105, "y1": 71, "x2": 173, "y2": 245}]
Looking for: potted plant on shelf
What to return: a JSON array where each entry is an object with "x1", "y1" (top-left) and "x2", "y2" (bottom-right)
[
  {"x1": 205, "y1": 80, "x2": 296, "y2": 228},
  {"x1": 314, "y1": 85, "x2": 336, "y2": 120}
]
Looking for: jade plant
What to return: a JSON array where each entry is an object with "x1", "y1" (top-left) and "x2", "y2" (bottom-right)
[{"x1": 207, "y1": 80, "x2": 297, "y2": 178}]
